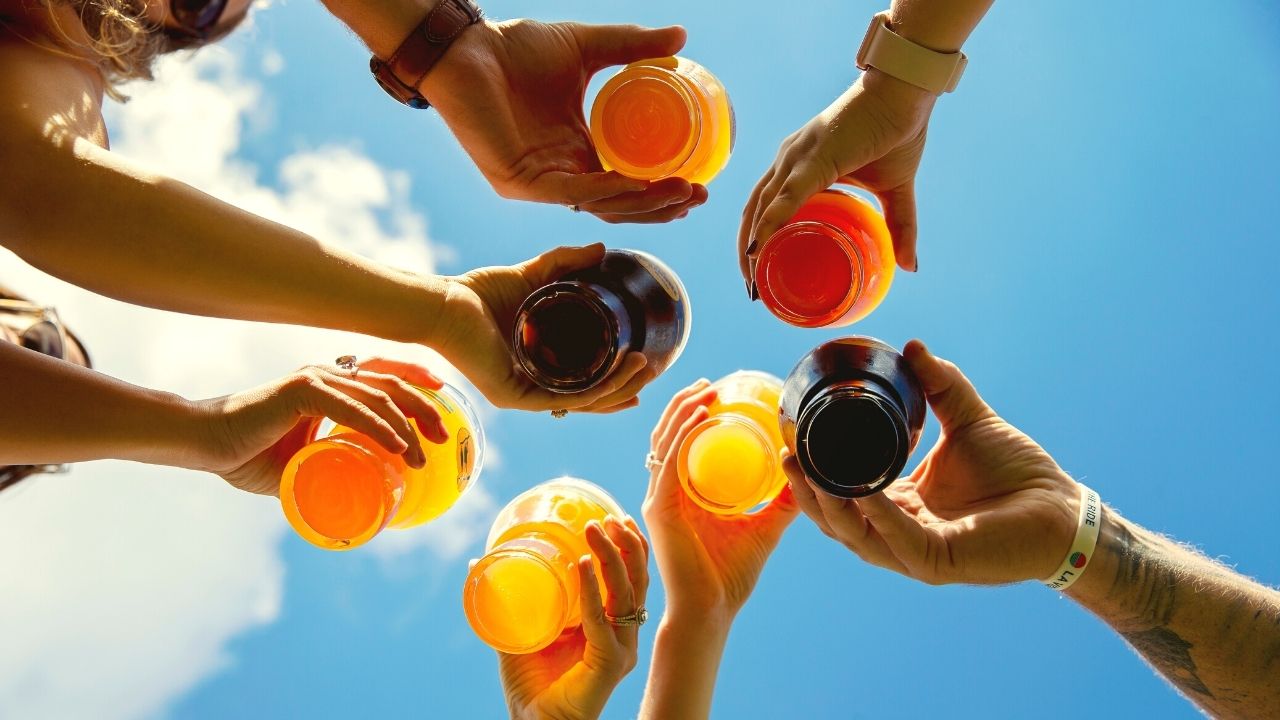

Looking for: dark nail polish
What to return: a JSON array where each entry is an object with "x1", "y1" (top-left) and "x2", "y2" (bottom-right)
[
  {"x1": 745, "y1": 277, "x2": 754, "y2": 299},
  {"x1": 749, "y1": 280, "x2": 760, "y2": 302},
  {"x1": 745, "y1": 238, "x2": 759, "y2": 256},
  {"x1": 912, "y1": 257, "x2": 920, "y2": 273}
]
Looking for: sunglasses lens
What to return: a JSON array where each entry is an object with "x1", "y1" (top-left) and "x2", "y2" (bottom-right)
[
  {"x1": 21, "y1": 321, "x2": 65, "y2": 360},
  {"x1": 172, "y1": 0, "x2": 228, "y2": 31}
]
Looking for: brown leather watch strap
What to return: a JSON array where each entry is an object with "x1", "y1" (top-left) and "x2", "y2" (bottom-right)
[{"x1": 370, "y1": 0, "x2": 483, "y2": 109}]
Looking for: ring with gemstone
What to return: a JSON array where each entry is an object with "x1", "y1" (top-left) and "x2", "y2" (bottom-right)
[
  {"x1": 644, "y1": 451, "x2": 662, "y2": 471},
  {"x1": 605, "y1": 606, "x2": 648, "y2": 627},
  {"x1": 335, "y1": 355, "x2": 358, "y2": 377}
]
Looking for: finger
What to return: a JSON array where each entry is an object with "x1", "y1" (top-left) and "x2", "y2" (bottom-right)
[
  {"x1": 653, "y1": 404, "x2": 710, "y2": 504},
  {"x1": 574, "y1": 23, "x2": 687, "y2": 73},
  {"x1": 586, "y1": 520, "x2": 635, "y2": 617},
  {"x1": 588, "y1": 396, "x2": 640, "y2": 415},
  {"x1": 749, "y1": 163, "x2": 830, "y2": 266},
  {"x1": 294, "y1": 381, "x2": 407, "y2": 455},
  {"x1": 747, "y1": 167, "x2": 789, "y2": 263},
  {"x1": 878, "y1": 183, "x2": 919, "y2": 272},
  {"x1": 346, "y1": 370, "x2": 449, "y2": 445},
  {"x1": 579, "y1": 365, "x2": 657, "y2": 412},
  {"x1": 575, "y1": 557, "x2": 617, "y2": 650},
  {"x1": 783, "y1": 452, "x2": 839, "y2": 540},
  {"x1": 576, "y1": 177, "x2": 695, "y2": 215},
  {"x1": 357, "y1": 357, "x2": 444, "y2": 391},
  {"x1": 561, "y1": 352, "x2": 649, "y2": 412},
  {"x1": 902, "y1": 339, "x2": 995, "y2": 433},
  {"x1": 853, "y1": 492, "x2": 933, "y2": 576},
  {"x1": 519, "y1": 242, "x2": 607, "y2": 288},
  {"x1": 653, "y1": 387, "x2": 717, "y2": 461},
  {"x1": 623, "y1": 515, "x2": 651, "y2": 562},
  {"x1": 604, "y1": 516, "x2": 649, "y2": 604},
  {"x1": 738, "y1": 167, "x2": 777, "y2": 284},
  {"x1": 649, "y1": 378, "x2": 712, "y2": 449},
  {"x1": 592, "y1": 190, "x2": 707, "y2": 225},
  {"x1": 533, "y1": 170, "x2": 648, "y2": 206},
  {"x1": 752, "y1": 479, "x2": 801, "y2": 540},
  {"x1": 321, "y1": 374, "x2": 425, "y2": 467},
  {"x1": 807, "y1": 474, "x2": 908, "y2": 574}
]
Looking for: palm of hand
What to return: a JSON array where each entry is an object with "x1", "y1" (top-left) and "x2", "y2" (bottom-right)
[
  {"x1": 203, "y1": 391, "x2": 319, "y2": 497},
  {"x1": 217, "y1": 418, "x2": 316, "y2": 497},
  {"x1": 888, "y1": 416, "x2": 1078, "y2": 584},
  {"x1": 660, "y1": 495, "x2": 787, "y2": 613},
  {"x1": 500, "y1": 631, "x2": 609, "y2": 720},
  {"x1": 430, "y1": 21, "x2": 598, "y2": 197},
  {"x1": 436, "y1": 268, "x2": 539, "y2": 409}
]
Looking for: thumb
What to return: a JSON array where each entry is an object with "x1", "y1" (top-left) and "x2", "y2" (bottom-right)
[
  {"x1": 575, "y1": 23, "x2": 687, "y2": 72},
  {"x1": 754, "y1": 479, "x2": 800, "y2": 538},
  {"x1": 878, "y1": 183, "x2": 919, "y2": 272},
  {"x1": 521, "y1": 242, "x2": 607, "y2": 286},
  {"x1": 902, "y1": 339, "x2": 995, "y2": 433}
]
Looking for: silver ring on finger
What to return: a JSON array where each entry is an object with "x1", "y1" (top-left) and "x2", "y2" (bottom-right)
[
  {"x1": 605, "y1": 605, "x2": 647, "y2": 628},
  {"x1": 567, "y1": 204, "x2": 581, "y2": 213},
  {"x1": 335, "y1": 354, "x2": 359, "y2": 378},
  {"x1": 644, "y1": 451, "x2": 662, "y2": 471}
]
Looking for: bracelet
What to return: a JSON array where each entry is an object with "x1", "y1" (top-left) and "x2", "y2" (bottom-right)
[{"x1": 1041, "y1": 483, "x2": 1101, "y2": 591}]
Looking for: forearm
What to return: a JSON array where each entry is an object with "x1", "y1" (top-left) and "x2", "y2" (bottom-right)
[
  {"x1": 2, "y1": 137, "x2": 446, "y2": 345},
  {"x1": 0, "y1": 343, "x2": 204, "y2": 468},
  {"x1": 318, "y1": 0, "x2": 440, "y2": 58},
  {"x1": 889, "y1": 0, "x2": 994, "y2": 53},
  {"x1": 638, "y1": 612, "x2": 731, "y2": 720},
  {"x1": 1066, "y1": 506, "x2": 1280, "y2": 718}
]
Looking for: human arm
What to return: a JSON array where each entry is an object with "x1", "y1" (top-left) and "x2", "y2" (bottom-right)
[
  {"x1": 739, "y1": 0, "x2": 994, "y2": 285},
  {"x1": 638, "y1": 381, "x2": 799, "y2": 720},
  {"x1": 498, "y1": 517, "x2": 650, "y2": 719},
  {"x1": 317, "y1": 0, "x2": 707, "y2": 223},
  {"x1": 785, "y1": 340, "x2": 1280, "y2": 718},
  {"x1": 0, "y1": 48, "x2": 651, "y2": 413},
  {"x1": 0, "y1": 344, "x2": 448, "y2": 495}
]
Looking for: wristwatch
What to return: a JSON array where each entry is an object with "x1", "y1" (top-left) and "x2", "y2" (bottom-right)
[
  {"x1": 370, "y1": 0, "x2": 483, "y2": 109},
  {"x1": 855, "y1": 11, "x2": 967, "y2": 95}
]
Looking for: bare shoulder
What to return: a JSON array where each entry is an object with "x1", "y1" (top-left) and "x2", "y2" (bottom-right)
[{"x1": 0, "y1": 24, "x2": 108, "y2": 148}]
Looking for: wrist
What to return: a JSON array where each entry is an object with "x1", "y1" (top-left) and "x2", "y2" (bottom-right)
[
  {"x1": 415, "y1": 17, "x2": 497, "y2": 104},
  {"x1": 143, "y1": 391, "x2": 211, "y2": 470},
  {"x1": 860, "y1": 67, "x2": 937, "y2": 117},
  {"x1": 659, "y1": 606, "x2": 734, "y2": 641},
  {"x1": 1062, "y1": 504, "x2": 1127, "y2": 606}
]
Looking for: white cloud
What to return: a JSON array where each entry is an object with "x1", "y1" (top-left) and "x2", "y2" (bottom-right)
[{"x1": 0, "y1": 44, "x2": 490, "y2": 719}]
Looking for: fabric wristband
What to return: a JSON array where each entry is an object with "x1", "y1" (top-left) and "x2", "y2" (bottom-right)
[{"x1": 1041, "y1": 483, "x2": 1101, "y2": 591}]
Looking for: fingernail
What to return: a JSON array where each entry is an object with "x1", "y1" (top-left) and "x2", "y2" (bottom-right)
[
  {"x1": 744, "y1": 277, "x2": 753, "y2": 300},
  {"x1": 911, "y1": 257, "x2": 919, "y2": 273},
  {"x1": 436, "y1": 419, "x2": 450, "y2": 441},
  {"x1": 749, "y1": 280, "x2": 760, "y2": 302},
  {"x1": 745, "y1": 238, "x2": 759, "y2": 256}
]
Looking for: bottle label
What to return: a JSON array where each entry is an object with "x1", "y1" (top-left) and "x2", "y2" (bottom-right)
[
  {"x1": 456, "y1": 427, "x2": 475, "y2": 492},
  {"x1": 635, "y1": 254, "x2": 683, "y2": 304}
]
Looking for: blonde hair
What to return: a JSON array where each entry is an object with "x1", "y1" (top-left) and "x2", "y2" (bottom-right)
[{"x1": 37, "y1": 0, "x2": 247, "y2": 99}]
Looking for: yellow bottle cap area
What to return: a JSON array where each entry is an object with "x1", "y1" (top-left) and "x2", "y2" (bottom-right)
[
  {"x1": 282, "y1": 438, "x2": 396, "y2": 550},
  {"x1": 680, "y1": 418, "x2": 777, "y2": 514},
  {"x1": 595, "y1": 72, "x2": 698, "y2": 178},
  {"x1": 464, "y1": 550, "x2": 570, "y2": 655}
]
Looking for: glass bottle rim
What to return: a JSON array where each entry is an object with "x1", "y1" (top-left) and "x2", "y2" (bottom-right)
[
  {"x1": 755, "y1": 220, "x2": 864, "y2": 328},
  {"x1": 591, "y1": 65, "x2": 703, "y2": 180}
]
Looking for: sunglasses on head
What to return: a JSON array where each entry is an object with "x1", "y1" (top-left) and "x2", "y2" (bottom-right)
[
  {"x1": 164, "y1": 0, "x2": 231, "y2": 40},
  {"x1": 0, "y1": 300, "x2": 69, "y2": 361}
]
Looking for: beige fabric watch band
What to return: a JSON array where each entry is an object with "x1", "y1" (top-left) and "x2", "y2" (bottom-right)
[{"x1": 856, "y1": 11, "x2": 967, "y2": 95}]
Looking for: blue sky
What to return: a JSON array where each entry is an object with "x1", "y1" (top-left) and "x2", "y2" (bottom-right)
[{"x1": 3, "y1": 2, "x2": 1279, "y2": 719}]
